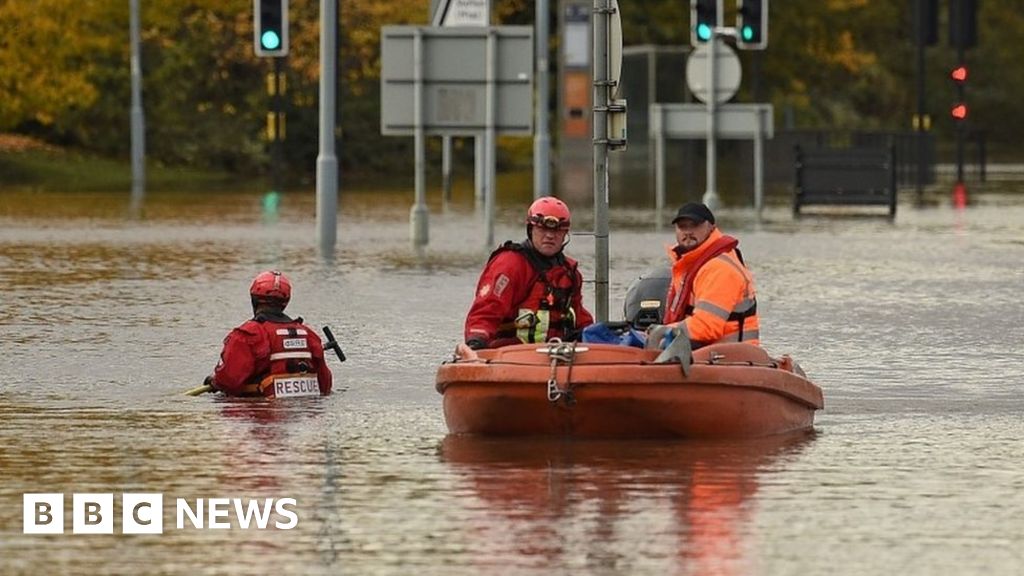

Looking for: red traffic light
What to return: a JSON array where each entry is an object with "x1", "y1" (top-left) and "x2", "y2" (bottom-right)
[
  {"x1": 951, "y1": 103, "x2": 968, "y2": 120},
  {"x1": 950, "y1": 66, "x2": 968, "y2": 83}
]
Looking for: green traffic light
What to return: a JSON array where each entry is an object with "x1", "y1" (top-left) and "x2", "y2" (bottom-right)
[
  {"x1": 697, "y1": 23, "x2": 713, "y2": 42},
  {"x1": 742, "y1": 25, "x2": 754, "y2": 41},
  {"x1": 261, "y1": 30, "x2": 281, "y2": 50}
]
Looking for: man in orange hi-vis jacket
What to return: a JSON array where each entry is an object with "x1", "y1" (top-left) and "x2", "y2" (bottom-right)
[{"x1": 647, "y1": 203, "x2": 760, "y2": 352}]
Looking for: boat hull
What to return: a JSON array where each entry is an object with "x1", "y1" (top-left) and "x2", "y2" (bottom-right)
[{"x1": 436, "y1": 343, "x2": 824, "y2": 439}]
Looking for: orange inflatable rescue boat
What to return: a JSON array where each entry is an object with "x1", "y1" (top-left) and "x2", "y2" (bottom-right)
[{"x1": 436, "y1": 341, "x2": 824, "y2": 439}]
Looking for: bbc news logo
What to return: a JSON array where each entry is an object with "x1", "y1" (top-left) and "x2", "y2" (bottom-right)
[{"x1": 23, "y1": 493, "x2": 298, "y2": 534}]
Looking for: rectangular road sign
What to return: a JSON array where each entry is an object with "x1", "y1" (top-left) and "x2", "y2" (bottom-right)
[
  {"x1": 381, "y1": 26, "x2": 534, "y2": 136},
  {"x1": 650, "y1": 103, "x2": 773, "y2": 139}
]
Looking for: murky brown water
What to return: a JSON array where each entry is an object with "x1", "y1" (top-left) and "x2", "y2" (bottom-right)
[{"x1": 1, "y1": 183, "x2": 1023, "y2": 575}]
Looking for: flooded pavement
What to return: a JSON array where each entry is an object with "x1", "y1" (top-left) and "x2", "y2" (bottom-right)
[{"x1": 1, "y1": 184, "x2": 1022, "y2": 575}]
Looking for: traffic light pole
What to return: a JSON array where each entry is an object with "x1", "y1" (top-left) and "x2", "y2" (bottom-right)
[
  {"x1": 914, "y1": 0, "x2": 926, "y2": 204},
  {"x1": 702, "y1": 35, "x2": 719, "y2": 210},
  {"x1": 955, "y1": 44, "x2": 965, "y2": 183},
  {"x1": 271, "y1": 57, "x2": 284, "y2": 194}
]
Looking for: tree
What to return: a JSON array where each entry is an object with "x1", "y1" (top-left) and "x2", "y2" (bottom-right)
[{"x1": 0, "y1": 0, "x2": 119, "y2": 134}]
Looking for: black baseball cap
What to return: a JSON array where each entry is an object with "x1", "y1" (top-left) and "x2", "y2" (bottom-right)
[{"x1": 671, "y1": 202, "x2": 715, "y2": 225}]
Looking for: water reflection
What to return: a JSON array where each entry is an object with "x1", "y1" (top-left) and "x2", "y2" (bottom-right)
[
  {"x1": 214, "y1": 398, "x2": 327, "y2": 490},
  {"x1": 439, "y1": 432, "x2": 816, "y2": 575}
]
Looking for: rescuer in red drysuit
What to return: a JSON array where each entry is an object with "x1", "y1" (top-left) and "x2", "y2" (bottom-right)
[{"x1": 206, "y1": 271, "x2": 332, "y2": 397}]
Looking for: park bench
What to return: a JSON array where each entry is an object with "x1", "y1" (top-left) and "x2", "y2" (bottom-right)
[{"x1": 793, "y1": 144, "x2": 897, "y2": 218}]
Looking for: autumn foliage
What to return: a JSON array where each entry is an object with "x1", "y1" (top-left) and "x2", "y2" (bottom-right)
[{"x1": 1, "y1": 0, "x2": 1021, "y2": 174}]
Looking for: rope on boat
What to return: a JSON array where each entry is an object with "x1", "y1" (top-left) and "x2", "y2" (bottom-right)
[
  {"x1": 704, "y1": 350, "x2": 781, "y2": 368},
  {"x1": 544, "y1": 339, "x2": 577, "y2": 406}
]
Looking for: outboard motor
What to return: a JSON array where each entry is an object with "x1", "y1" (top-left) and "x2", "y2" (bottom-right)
[{"x1": 623, "y1": 265, "x2": 672, "y2": 329}]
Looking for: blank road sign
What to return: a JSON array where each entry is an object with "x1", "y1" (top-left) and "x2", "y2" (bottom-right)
[{"x1": 381, "y1": 26, "x2": 534, "y2": 136}]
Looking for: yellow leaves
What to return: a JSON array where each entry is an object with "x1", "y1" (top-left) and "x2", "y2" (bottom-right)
[
  {"x1": 826, "y1": 0, "x2": 870, "y2": 9},
  {"x1": 0, "y1": 0, "x2": 449, "y2": 131},
  {"x1": 0, "y1": 0, "x2": 111, "y2": 129},
  {"x1": 823, "y1": 30, "x2": 876, "y2": 72}
]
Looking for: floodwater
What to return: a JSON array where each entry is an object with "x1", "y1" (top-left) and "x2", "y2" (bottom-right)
[{"x1": 1, "y1": 182, "x2": 1022, "y2": 575}]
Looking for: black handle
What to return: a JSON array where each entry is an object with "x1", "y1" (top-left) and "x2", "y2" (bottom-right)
[{"x1": 322, "y1": 326, "x2": 346, "y2": 362}]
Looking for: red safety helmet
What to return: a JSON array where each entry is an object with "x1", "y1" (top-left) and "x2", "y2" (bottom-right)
[
  {"x1": 526, "y1": 197, "x2": 571, "y2": 231},
  {"x1": 249, "y1": 270, "x2": 291, "y2": 305}
]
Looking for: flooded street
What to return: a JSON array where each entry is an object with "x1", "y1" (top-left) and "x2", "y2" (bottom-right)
[{"x1": 1, "y1": 183, "x2": 1023, "y2": 575}]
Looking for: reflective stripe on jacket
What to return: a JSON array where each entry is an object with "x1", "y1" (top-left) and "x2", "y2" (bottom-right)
[{"x1": 212, "y1": 315, "x2": 332, "y2": 396}]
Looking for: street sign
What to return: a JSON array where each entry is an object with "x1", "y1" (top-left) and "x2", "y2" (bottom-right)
[
  {"x1": 650, "y1": 103, "x2": 774, "y2": 216},
  {"x1": 685, "y1": 39, "x2": 742, "y2": 104},
  {"x1": 609, "y1": 0, "x2": 622, "y2": 98},
  {"x1": 651, "y1": 103, "x2": 773, "y2": 139},
  {"x1": 431, "y1": 0, "x2": 489, "y2": 26},
  {"x1": 380, "y1": 26, "x2": 534, "y2": 136}
]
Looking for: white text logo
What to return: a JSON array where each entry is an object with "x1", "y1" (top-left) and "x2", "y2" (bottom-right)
[{"x1": 23, "y1": 493, "x2": 297, "y2": 534}]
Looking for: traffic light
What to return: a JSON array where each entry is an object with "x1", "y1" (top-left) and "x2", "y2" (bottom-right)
[
  {"x1": 254, "y1": 0, "x2": 289, "y2": 57},
  {"x1": 950, "y1": 65, "x2": 968, "y2": 121},
  {"x1": 691, "y1": 0, "x2": 721, "y2": 45},
  {"x1": 949, "y1": 0, "x2": 977, "y2": 50},
  {"x1": 736, "y1": 0, "x2": 768, "y2": 50}
]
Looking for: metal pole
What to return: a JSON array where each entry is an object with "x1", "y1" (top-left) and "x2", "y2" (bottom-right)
[
  {"x1": 533, "y1": 0, "x2": 551, "y2": 199},
  {"x1": 648, "y1": 49, "x2": 658, "y2": 224},
  {"x1": 474, "y1": 136, "x2": 484, "y2": 207},
  {"x1": 272, "y1": 57, "x2": 284, "y2": 193},
  {"x1": 914, "y1": 0, "x2": 926, "y2": 204},
  {"x1": 592, "y1": 0, "x2": 610, "y2": 322},
  {"x1": 411, "y1": 28, "x2": 429, "y2": 247},
  {"x1": 316, "y1": 0, "x2": 339, "y2": 253},
  {"x1": 652, "y1": 106, "x2": 665, "y2": 229},
  {"x1": 702, "y1": 37, "x2": 720, "y2": 209},
  {"x1": 129, "y1": 0, "x2": 145, "y2": 205},
  {"x1": 978, "y1": 133, "x2": 986, "y2": 182},
  {"x1": 754, "y1": 106, "x2": 764, "y2": 219},
  {"x1": 442, "y1": 135, "x2": 452, "y2": 209},
  {"x1": 484, "y1": 30, "x2": 498, "y2": 248},
  {"x1": 955, "y1": 43, "x2": 965, "y2": 184}
]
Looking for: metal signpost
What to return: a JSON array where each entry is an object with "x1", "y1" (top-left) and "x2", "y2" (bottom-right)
[
  {"x1": 129, "y1": 0, "x2": 145, "y2": 212},
  {"x1": 380, "y1": 26, "x2": 534, "y2": 247},
  {"x1": 533, "y1": 0, "x2": 551, "y2": 199},
  {"x1": 681, "y1": 0, "x2": 770, "y2": 217},
  {"x1": 685, "y1": 38, "x2": 741, "y2": 210},
  {"x1": 591, "y1": 0, "x2": 627, "y2": 322},
  {"x1": 430, "y1": 0, "x2": 491, "y2": 209}
]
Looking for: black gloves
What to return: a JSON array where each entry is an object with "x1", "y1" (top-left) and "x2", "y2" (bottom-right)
[{"x1": 466, "y1": 338, "x2": 488, "y2": 351}]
